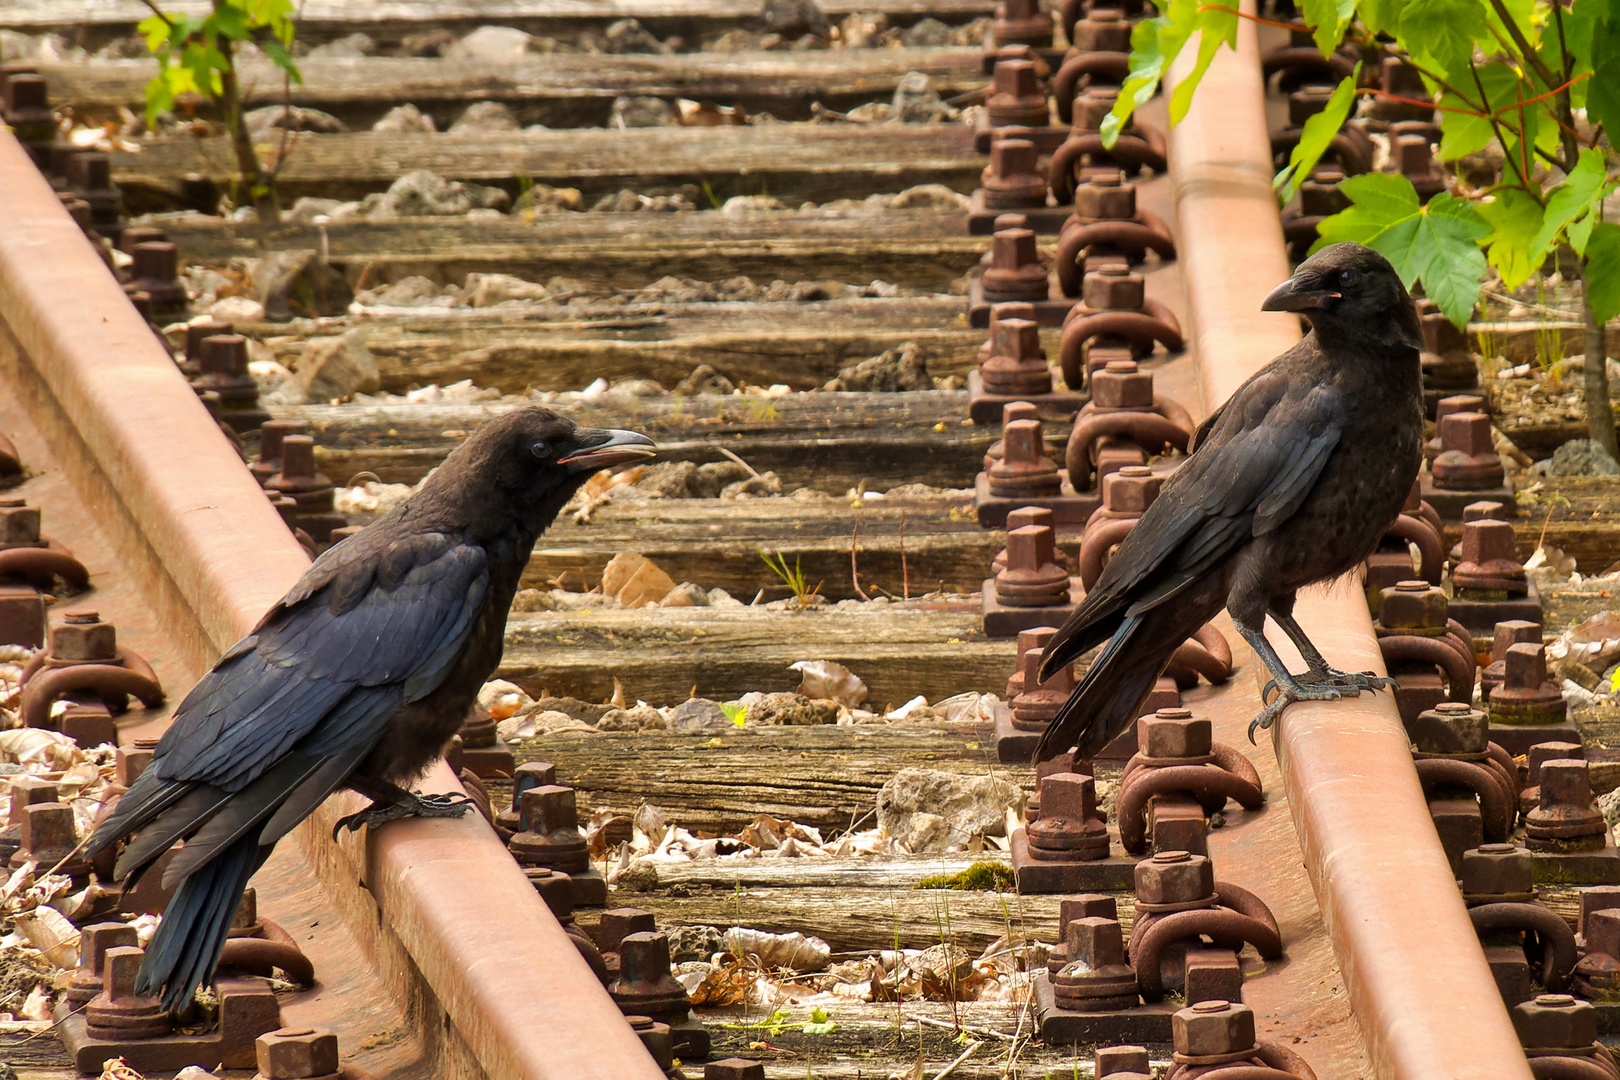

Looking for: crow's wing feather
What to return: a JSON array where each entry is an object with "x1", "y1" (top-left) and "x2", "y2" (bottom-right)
[
  {"x1": 1040, "y1": 364, "x2": 1344, "y2": 675},
  {"x1": 152, "y1": 535, "x2": 488, "y2": 789}
]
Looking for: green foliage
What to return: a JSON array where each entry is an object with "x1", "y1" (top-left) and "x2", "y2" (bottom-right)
[
  {"x1": 139, "y1": 0, "x2": 302, "y2": 126},
  {"x1": 1313, "y1": 173, "x2": 1491, "y2": 325},
  {"x1": 1587, "y1": 223, "x2": 1620, "y2": 323},
  {"x1": 1274, "y1": 64, "x2": 1360, "y2": 203},
  {"x1": 915, "y1": 861, "x2": 1018, "y2": 891},
  {"x1": 1119, "y1": 0, "x2": 1620, "y2": 335},
  {"x1": 801, "y1": 1006, "x2": 838, "y2": 1035},
  {"x1": 758, "y1": 546, "x2": 821, "y2": 606}
]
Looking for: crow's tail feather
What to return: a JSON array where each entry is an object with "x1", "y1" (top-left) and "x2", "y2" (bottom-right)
[
  {"x1": 1033, "y1": 607, "x2": 1190, "y2": 763},
  {"x1": 137, "y1": 824, "x2": 267, "y2": 1012}
]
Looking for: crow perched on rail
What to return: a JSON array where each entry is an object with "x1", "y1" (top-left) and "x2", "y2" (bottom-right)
[
  {"x1": 1034, "y1": 243, "x2": 1424, "y2": 761},
  {"x1": 87, "y1": 408, "x2": 656, "y2": 1011}
]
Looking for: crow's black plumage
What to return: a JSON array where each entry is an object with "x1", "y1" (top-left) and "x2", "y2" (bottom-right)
[
  {"x1": 87, "y1": 408, "x2": 655, "y2": 1010},
  {"x1": 1034, "y1": 243, "x2": 1425, "y2": 762}
]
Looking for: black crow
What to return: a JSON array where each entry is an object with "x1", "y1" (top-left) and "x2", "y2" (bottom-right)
[
  {"x1": 87, "y1": 408, "x2": 655, "y2": 1010},
  {"x1": 1034, "y1": 243, "x2": 1424, "y2": 761}
]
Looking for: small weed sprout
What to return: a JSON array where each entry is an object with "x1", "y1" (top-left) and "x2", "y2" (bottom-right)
[{"x1": 758, "y1": 547, "x2": 822, "y2": 609}]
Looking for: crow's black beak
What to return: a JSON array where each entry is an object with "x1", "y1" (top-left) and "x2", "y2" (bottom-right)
[
  {"x1": 1261, "y1": 276, "x2": 1339, "y2": 313},
  {"x1": 560, "y1": 428, "x2": 657, "y2": 471}
]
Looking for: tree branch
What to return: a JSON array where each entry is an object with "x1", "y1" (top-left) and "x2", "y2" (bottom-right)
[{"x1": 1485, "y1": 0, "x2": 1561, "y2": 92}]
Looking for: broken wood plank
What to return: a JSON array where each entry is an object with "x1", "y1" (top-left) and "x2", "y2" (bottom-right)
[
  {"x1": 286, "y1": 391, "x2": 1000, "y2": 490},
  {"x1": 165, "y1": 210, "x2": 978, "y2": 292},
  {"x1": 111, "y1": 125, "x2": 981, "y2": 209},
  {"x1": 628, "y1": 854, "x2": 1013, "y2": 891},
  {"x1": 508, "y1": 723, "x2": 1017, "y2": 835},
  {"x1": 252, "y1": 298, "x2": 985, "y2": 393},
  {"x1": 39, "y1": 49, "x2": 986, "y2": 127},
  {"x1": 499, "y1": 602, "x2": 1017, "y2": 707}
]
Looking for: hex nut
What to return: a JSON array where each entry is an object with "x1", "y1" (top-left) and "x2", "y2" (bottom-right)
[
  {"x1": 1511, "y1": 993, "x2": 1596, "y2": 1050},
  {"x1": 1134, "y1": 851, "x2": 1214, "y2": 905},
  {"x1": 256, "y1": 1027, "x2": 340, "y2": 1079},
  {"x1": 1459, "y1": 843, "x2": 1532, "y2": 897},
  {"x1": 1139, "y1": 708, "x2": 1211, "y2": 758},
  {"x1": 1172, "y1": 999, "x2": 1256, "y2": 1056}
]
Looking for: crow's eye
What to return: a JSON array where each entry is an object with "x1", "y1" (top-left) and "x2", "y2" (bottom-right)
[
  {"x1": 531, "y1": 440, "x2": 552, "y2": 459},
  {"x1": 1338, "y1": 268, "x2": 1360, "y2": 288}
]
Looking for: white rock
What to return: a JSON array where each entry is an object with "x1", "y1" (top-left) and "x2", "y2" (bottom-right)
[{"x1": 445, "y1": 25, "x2": 533, "y2": 63}]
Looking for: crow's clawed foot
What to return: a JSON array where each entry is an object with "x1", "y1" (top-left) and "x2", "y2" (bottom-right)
[
  {"x1": 1304, "y1": 665, "x2": 1397, "y2": 694},
  {"x1": 332, "y1": 791, "x2": 476, "y2": 838},
  {"x1": 1248, "y1": 681, "x2": 1356, "y2": 744}
]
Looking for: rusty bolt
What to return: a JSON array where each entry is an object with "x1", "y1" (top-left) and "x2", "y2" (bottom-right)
[
  {"x1": 993, "y1": 0, "x2": 1051, "y2": 48},
  {"x1": 101, "y1": 945, "x2": 155, "y2": 1004},
  {"x1": 1066, "y1": 915, "x2": 1128, "y2": 969},
  {"x1": 1098, "y1": 465, "x2": 1160, "y2": 518},
  {"x1": 1070, "y1": 85, "x2": 1120, "y2": 132},
  {"x1": 1431, "y1": 412, "x2": 1504, "y2": 490},
  {"x1": 255, "y1": 1027, "x2": 340, "y2": 1079},
  {"x1": 184, "y1": 318, "x2": 232, "y2": 370},
  {"x1": 1027, "y1": 772, "x2": 1109, "y2": 859},
  {"x1": 49, "y1": 609, "x2": 117, "y2": 662},
  {"x1": 1407, "y1": 702, "x2": 1488, "y2": 756},
  {"x1": 1287, "y1": 84, "x2": 1335, "y2": 127},
  {"x1": 1526, "y1": 759, "x2": 1606, "y2": 848},
  {"x1": 253, "y1": 420, "x2": 309, "y2": 485},
  {"x1": 8, "y1": 775, "x2": 58, "y2": 826},
  {"x1": 511, "y1": 785, "x2": 590, "y2": 871},
  {"x1": 1460, "y1": 843, "x2": 1533, "y2": 898},
  {"x1": 1071, "y1": 8, "x2": 1132, "y2": 53},
  {"x1": 1011, "y1": 629, "x2": 1077, "y2": 723},
  {"x1": 1090, "y1": 359, "x2": 1154, "y2": 410},
  {"x1": 1456, "y1": 519, "x2": 1528, "y2": 596},
  {"x1": 998, "y1": 524, "x2": 1071, "y2": 609},
  {"x1": 1512, "y1": 993, "x2": 1597, "y2": 1051},
  {"x1": 982, "y1": 139, "x2": 1048, "y2": 210},
  {"x1": 705, "y1": 1061, "x2": 766, "y2": 1080},
  {"x1": 1378, "y1": 580, "x2": 1449, "y2": 632},
  {"x1": 1585, "y1": 909, "x2": 1620, "y2": 961},
  {"x1": 987, "y1": 58, "x2": 1049, "y2": 129},
  {"x1": 980, "y1": 316, "x2": 1052, "y2": 395},
  {"x1": 1172, "y1": 999, "x2": 1257, "y2": 1057},
  {"x1": 1382, "y1": 57, "x2": 1429, "y2": 98},
  {"x1": 1527, "y1": 741, "x2": 1581, "y2": 787},
  {"x1": 1134, "y1": 849, "x2": 1215, "y2": 905},
  {"x1": 1298, "y1": 166, "x2": 1348, "y2": 218},
  {"x1": 1083, "y1": 265, "x2": 1145, "y2": 312},
  {"x1": 599, "y1": 908, "x2": 659, "y2": 954},
  {"x1": 1096, "y1": 1046, "x2": 1150, "y2": 1077},
  {"x1": 1422, "y1": 312, "x2": 1470, "y2": 356},
  {"x1": 0, "y1": 500, "x2": 41, "y2": 546},
  {"x1": 988, "y1": 418, "x2": 1062, "y2": 498},
  {"x1": 1062, "y1": 894, "x2": 1119, "y2": 926},
  {"x1": 1073, "y1": 169, "x2": 1135, "y2": 220},
  {"x1": 1007, "y1": 624, "x2": 1057, "y2": 697},
  {"x1": 1492, "y1": 620, "x2": 1542, "y2": 663},
  {"x1": 18, "y1": 802, "x2": 79, "y2": 865},
  {"x1": 1138, "y1": 707, "x2": 1212, "y2": 759},
  {"x1": 1490, "y1": 643, "x2": 1564, "y2": 725},
  {"x1": 983, "y1": 226, "x2": 1050, "y2": 300}
]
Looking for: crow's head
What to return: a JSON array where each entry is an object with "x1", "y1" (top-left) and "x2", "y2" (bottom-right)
[
  {"x1": 431, "y1": 407, "x2": 656, "y2": 523},
  {"x1": 1261, "y1": 242, "x2": 1423, "y2": 352}
]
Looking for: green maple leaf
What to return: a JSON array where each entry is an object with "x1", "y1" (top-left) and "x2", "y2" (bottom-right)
[
  {"x1": 1400, "y1": 0, "x2": 1481, "y2": 78},
  {"x1": 1303, "y1": 0, "x2": 1355, "y2": 54},
  {"x1": 1532, "y1": 148, "x2": 1614, "y2": 256},
  {"x1": 1314, "y1": 172, "x2": 1491, "y2": 327},
  {"x1": 1586, "y1": 223, "x2": 1620, "y2": 324},
  {"x1": 1476, "y1": 187, "x2": 1546, "y2": 292},
  {"x1": 1274, "y1": 64, "x2": 1360, "y2": 203}
]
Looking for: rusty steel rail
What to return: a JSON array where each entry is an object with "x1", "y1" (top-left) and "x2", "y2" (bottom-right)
[
  {"x1": 1165, "y1": 14, "x2": 1534, "y2": 1080},
  {"x1": 0, "y1": 126, "x2": 664, "y2": 1080}
]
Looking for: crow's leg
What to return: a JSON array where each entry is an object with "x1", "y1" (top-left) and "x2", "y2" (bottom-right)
[
  {"x1": 1266, "y1": 598, "x2": 1397, "y2": 696},
  {"x1": 332, "y1": 776, "x2": 475, "y2": 838},
  {"x1": 1235, "y1": 621, "x2": 1358, "y2": 744}
]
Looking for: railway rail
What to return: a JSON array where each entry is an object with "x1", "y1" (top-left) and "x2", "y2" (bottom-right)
[{"x1": 2, "y1": 0, "x2": 1619, "y2": 1077}]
